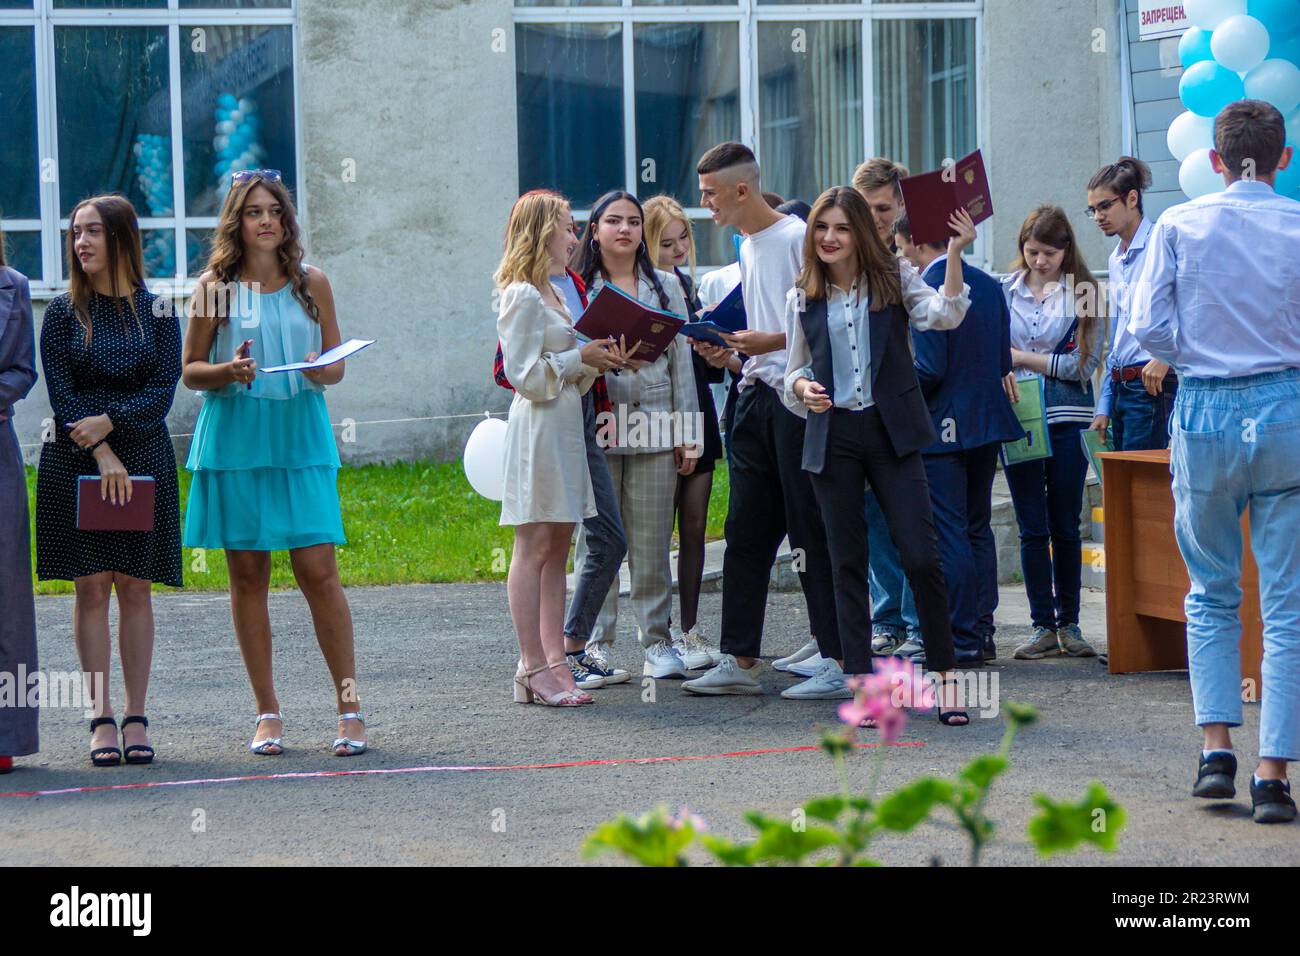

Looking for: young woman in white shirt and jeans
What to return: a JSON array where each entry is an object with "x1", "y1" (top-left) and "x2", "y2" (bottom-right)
[{"x1": 1001, "y1": 205, "x2": 1104, "y2": 662}]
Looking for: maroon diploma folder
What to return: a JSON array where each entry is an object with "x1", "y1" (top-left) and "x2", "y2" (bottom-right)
[
  {"x1": 574, "y1": 283, "x2": 685, "y2": 364},
  {"x1": 898, "y1": 148, "x2": 994, "y2": 247},
  {"x1": 76, "y1": 476, "x2": 156, "y2": 532}
]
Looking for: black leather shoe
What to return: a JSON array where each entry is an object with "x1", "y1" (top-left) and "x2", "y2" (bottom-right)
[
  {"x1": 982, "y1": 636, "x2": 997, "y2": 661},
  {"x1": 1251, "y1": 777, "x2": 1297, "y2": 824},
  {"x1": 1192, "y1": 751, "x2": 1237, "y2": 799}
]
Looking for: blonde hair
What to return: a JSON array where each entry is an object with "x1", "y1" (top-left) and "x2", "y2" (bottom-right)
[
  {"x1": 494, "y1": 190, "x2": 571, "y2": 291},
  {"x1": 852, "y1": 158, "x2": 909, "y2": 200},
  {"x1": 642, "y1": 195, "x2": 696, "y2": 282}
]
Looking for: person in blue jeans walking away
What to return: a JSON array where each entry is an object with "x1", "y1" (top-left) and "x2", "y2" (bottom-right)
[
  {"x1": 1133, "y1": 100, "x2": 1299, "y2": 824},
  {"x1": 894, "y1": 215, "x2": 1025, "y2": 668},
  {"x1": 1001, "y1": 206, "x2": 1103, "y2": 662},
  {"x1": 1085, "y1": 157, "x2": 1177, "y2": 451}
]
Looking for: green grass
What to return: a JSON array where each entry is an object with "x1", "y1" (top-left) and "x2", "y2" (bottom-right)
[{"x1": 28, "y1": 460, "x2": 730, "y2": 594}]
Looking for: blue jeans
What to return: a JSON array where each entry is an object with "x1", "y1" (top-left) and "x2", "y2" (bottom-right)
[
  {"x1": 1112, "y1": 372, "x2": 1177, "y2": 451},
  {"x1": 865, "y1": 489, "x2": 920, "y2": 639},
  {"x1": 1171, "y1": 369, "x2": 1300, "y2": 761},
  {"x1": 1004, "y1": 421, "x2": 1088, "y2": 630}
]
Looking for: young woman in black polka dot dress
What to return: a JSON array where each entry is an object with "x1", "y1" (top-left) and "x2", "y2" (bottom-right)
[{"x1": 35, "y1": 195, "x2": 182, "y2": 767}]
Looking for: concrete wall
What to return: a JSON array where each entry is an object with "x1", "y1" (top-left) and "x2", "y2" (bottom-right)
[
  {"x1": 12, "y1": 0, "x2": 519, "y2": 467},
  {"x1": 983, "y1": 0, "x2": 1124, "y2": 272}
]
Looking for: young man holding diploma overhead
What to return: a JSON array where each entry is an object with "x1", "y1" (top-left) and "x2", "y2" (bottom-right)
[
  {"x1": 1131, "y1": 100, "x2": 1300, "y2": 824},
  {"x1": 683, "y1": 142, "x2": 842, "y2": 698}
]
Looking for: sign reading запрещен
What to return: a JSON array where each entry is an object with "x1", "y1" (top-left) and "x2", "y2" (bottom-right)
[{"x1": 1138, "y1": 1, "x2": 1191, "y2": 41}]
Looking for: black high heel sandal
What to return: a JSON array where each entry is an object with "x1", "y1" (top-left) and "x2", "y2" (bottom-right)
[
  {"x1": 90, "y1": 716, "x2": 122, "y2": 767},
  {"x1": 936, "y1": 677, "x2": 969, "y2": 727},
  {"x1": 121, "y1": 715, "x2": 155, "y2": 765}
]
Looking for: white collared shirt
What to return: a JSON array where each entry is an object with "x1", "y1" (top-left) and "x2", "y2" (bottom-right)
[{"x1": 1007, "y1": 271, "x2": 1073, "y2": 380}]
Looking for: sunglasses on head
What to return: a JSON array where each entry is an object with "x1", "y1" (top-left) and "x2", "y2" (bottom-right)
[{"x1": 231, "y1": 169, "x2": 283, "y2": 184}]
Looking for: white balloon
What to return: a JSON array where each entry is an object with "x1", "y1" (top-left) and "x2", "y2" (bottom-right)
[
  {"x1": 1211, "y1": 15, "x2": 1270, "y2": 73},
  {"x1": 1186, "y1": 0, "x2": 1247, "y2": 30},
  {"x1": 1167, "y1": 110, "x2": 1217, "y2": 161},
  {"x1": 1245, "y1": 58, "x2": 1300, "y2": 114},
  {"x1": 463, "y1": 417, "x2": 508, "y2": 502},
  {"x1": 216, "y1": 120, "x2": 235, "y2": 135},
  {"x1": 1180, "y1": 148, "x2": 1225, "y2": 198}
]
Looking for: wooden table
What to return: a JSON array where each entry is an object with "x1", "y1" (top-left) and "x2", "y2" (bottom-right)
[{"x1": 1099, "y1": 449, "x2": 1263, "y2": 698}]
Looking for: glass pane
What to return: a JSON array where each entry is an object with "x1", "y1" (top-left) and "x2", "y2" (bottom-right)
[
  {"x1": 0, "y1": 2, "x2": 34, "y2": 11},
  {"x1": 62, "y1": 228, "x2": 175, "y2": 280},
  {"x1": 872, "y1": 18, "x2": 977, "y2": 178},
  {"x1": 1, "y1": 230, "x2": 41, "y2": 281},
  {"x1": 0, "y1": 28, "x2": 38, "y2": 220},
  {"x1": 186, "y1": 227, "x2": 214, "y2": 278},
  {"x1": 757, "y1": 21, "x2": 863, "y2": 206},
  {"x1": 516, "y1": 23, "x2": 624, "y2": 204},
  {"x1": 181, "y1": 24, "x2": 297, "y2": 217},
  {"x1": 636, "y1": 0, "x2": 732, "y2": 5},
  {"x1": 180, "y1": 1, "x2": 290, "y2": 7},
  {"x1": 516, "y1": 0, "x2": 610, "y2": 6},
  {"x1": 54, "y1": 0, "x2": 166, "y2": 7},
  {"x1": 688, "y1": 216, "x2": 740, "y2": 271},
  {"x1": 757, "y1": 0, "x2": 856, "y2": 4},
  {"x1": 634, "y1": 23, "x2": 740, "y2": 208},
  {"x1": 55, "y1": 26, "x2": 172, "y2": 218}
]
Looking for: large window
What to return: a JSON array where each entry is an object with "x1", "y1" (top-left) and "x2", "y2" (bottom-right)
[
  {"x1": 0, "y1": 0, "x2": 298, "y2": 293},
  {"x1": 515, "y1": 1, "x2": 982, "y2": 267}
]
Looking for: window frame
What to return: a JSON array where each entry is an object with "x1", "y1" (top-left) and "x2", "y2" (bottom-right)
[
  {"x1": 0, "y1": 0, "x2": 303, "y2": 299},
  {"x1": 514, "y1": 0, "x2": 986, "y2": 269}
]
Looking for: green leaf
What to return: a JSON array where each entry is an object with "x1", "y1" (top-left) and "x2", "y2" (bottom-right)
[
  {"x1": 1004, "y1": 701, "x2": 1039, "y2": 725},
  {"x1": 803, "y1": 795, "x2": 847, "y2": 822},
  {"x1": 699, "y1": 834, "x2": 756, "y2": 867},
  {"x1": 748, "y1": 822, "x2": 842, "y2": 864},
  {"x1": 819, "y1": 730, "x2": 855, "y2": 758},
  {"x1": 876, "y1": 777, "x2": 954, "y2": 831},
  {"x1": 581, "y1": 809, "x2": 697, "y2": 867},
  {"x1": 959, "y1": 754, "x2": 1009, "y2": 790},
  {"x1": 1027, "y1": 782, "x2": 1126, "y2": 856}
]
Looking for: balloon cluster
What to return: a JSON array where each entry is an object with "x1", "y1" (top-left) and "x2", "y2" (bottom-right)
[
  {"x1": 1172, "y1": 0, "x2": 1300, "y2": 199},
  {"x1": 132, "y1": 133, "x2": 176, "y2": 277},
  {"x1": 213, "y1": 93, "x2": 267, "y2": 201}
]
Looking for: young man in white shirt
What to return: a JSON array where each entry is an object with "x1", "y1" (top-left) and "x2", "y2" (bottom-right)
[
  {"x1": 1132, "y1": 100, "x2": 1300, "y2": 824},
  {"x1": 1085, "y1": 157, "x2": 1176, "y2": 451},
  {"x1": 682, "y1": 142, "x2": 843, "y2": 697}
]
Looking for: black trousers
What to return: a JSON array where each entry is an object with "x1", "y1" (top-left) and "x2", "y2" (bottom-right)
[
  {"x1": 806, "y1": 407, "x2": 957, "y2": 674},
  {"x1": 720, "y1": 381, "x2": 841, "y2": 660}
]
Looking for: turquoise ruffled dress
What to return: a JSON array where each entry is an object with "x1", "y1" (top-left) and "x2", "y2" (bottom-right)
[{"x1": 183, "y1": 281, "x2": 346, "y2": 551}]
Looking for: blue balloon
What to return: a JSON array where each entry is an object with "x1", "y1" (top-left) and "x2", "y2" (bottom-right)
[
  {"x1": 1247, "y1": 0, "x2": 1300, "y2": 39},
  {"x1": 1272, "y1": 31, "x2": 1300, "y2": 64},
  {"x1": 1180, "y1": 59, "x2": 1248, "y2": 115},
  {"x1": 218, "y1": 92, "x2": 238, "y2": 110},
  {"x1": 1274, "y1": 155, "x2": 1300, "y2": 197},
  {"x1": 1180, "y1": 27, "x2": 1216, "y2": 67}
]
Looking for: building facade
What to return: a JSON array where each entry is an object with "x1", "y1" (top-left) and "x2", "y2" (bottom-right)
[{"x1": 3, "y1": 0, "x2": 1142, "y2": 464}]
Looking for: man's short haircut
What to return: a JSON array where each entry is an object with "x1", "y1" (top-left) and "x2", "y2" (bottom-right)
[
  {"x1": 893, "y1": 213, "x2": 945, "y2": 252},
  {"x1": 1214, "y1": 99, "x2": 1287, "y2": 179},
  {"x1": 775, "y1": 199, "x2": 811, "y2": 222},
  {"x1": 1087, "y1": 156, "x2": 1153, "y2": 212},
  {"x1": 853, "y1": 158, "x2": 910, "y2": 201},
  {"x1": 697, "y1": 142, "x2": 760, "y2": 184},
  {"x1": 761, "y1": 191, "x2": 786, "y2": 208}
]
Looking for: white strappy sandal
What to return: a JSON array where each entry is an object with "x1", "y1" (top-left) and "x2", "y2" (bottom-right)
[
  {"x1": 249, "y1": 712, "x2": 283, "y2": 755},
  {"x1": 332, "y1": 712, "x2": 367, "y2": 756}
]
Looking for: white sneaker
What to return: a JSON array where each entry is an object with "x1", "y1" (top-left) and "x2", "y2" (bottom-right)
[
  {"x1": 772, "y1": 639, "x2": 820, "y2": 672},
  {"x1": 643, "y1": 640, "x2": 689, "y2": 679},
  {"x1": 682, "y1": 654, "x2": 763, "y2": 695},
  {"x1": 672, "y1": 626, "x2": 722, "y2": 671},
  {"x1": 788, "y1": 653, "x2": 832, "y2": 678},
  {"x1": 781, "y1": 659, "x2": 852, "y2": 700}
]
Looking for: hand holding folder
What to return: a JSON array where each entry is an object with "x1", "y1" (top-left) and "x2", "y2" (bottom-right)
[
  {"x1": 77, "y1": 475, "x2": 155, "y2": 531},
  {"x1": 681, "y1": 282, "x2": 746, "y2": 348},
  {"x1": 899, "y1": 148, "x2": 994, "y2": 247},
  {"x1": 575, "y1": 284, "x2": 684, "y2": 364}
]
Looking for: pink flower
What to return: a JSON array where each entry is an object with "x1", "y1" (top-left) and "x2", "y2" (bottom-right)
[{"x1": 836, "y1": 658, "x2": 924, "y2": 743}]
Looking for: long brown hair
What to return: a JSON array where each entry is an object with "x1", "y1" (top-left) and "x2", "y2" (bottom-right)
[
  {"x1": 67, "y1": 194, "x2": 147, "y2": 347},
  {"x1": 200, "y1": 173, "x2": 317, "y2": 323},
  {"x1": 796, "y1": 186, "x2": 901, "y2": 308},
  {"x1": 1009, "y1": 205, "x2": 1099, "y2": 367}
]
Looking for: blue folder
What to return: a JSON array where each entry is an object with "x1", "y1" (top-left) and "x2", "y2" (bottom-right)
[{"x1": 680, "y1": 282, "x2": 746, "y2": 348}]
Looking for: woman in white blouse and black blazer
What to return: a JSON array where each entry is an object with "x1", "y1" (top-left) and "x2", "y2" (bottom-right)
[
  {"x1": 784, "y1": 186, "x2": 978, "y2": 726},
  {"x1": 496, "y1": 191, "x2": 628, "y2": 707},
  {"x1": 571, "y1": 190, "x2": 702, "y2": 682}
]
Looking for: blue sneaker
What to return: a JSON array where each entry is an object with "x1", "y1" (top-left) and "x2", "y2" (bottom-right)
[
  {"x1": 577, "y1": 645, "x2": 631, "y2": 686},
  {"x1": 566, "y1": 652, "x2": 604, "y2": 690}
]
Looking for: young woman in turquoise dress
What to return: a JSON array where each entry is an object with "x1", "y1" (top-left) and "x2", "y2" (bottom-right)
[{"x1": 181, "y1": 171, "x2": 366, "y2": 757}]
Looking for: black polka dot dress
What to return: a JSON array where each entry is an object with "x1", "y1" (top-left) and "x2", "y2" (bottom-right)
[{"x1": 35, "y1": 289, "x2": 183, "y2": 586}]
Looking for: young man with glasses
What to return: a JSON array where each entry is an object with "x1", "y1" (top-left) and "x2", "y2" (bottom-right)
[{"x1": 1086, "y1": 157, "x2": 1177, "y2": 451}]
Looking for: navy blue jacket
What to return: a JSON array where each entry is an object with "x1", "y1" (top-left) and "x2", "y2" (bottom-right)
[{"x1": 911, "y1": 257, "x2": 1024, "y2": 454}]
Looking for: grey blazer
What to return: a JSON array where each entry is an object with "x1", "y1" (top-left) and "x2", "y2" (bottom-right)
[{"x1": 0, "y1": 267, "x2": 38, "y2": 423}]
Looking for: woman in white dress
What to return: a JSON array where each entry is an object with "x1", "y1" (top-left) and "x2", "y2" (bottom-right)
[{"x1": 496, "y1": 190, "x2": 629, "y2": 706}]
